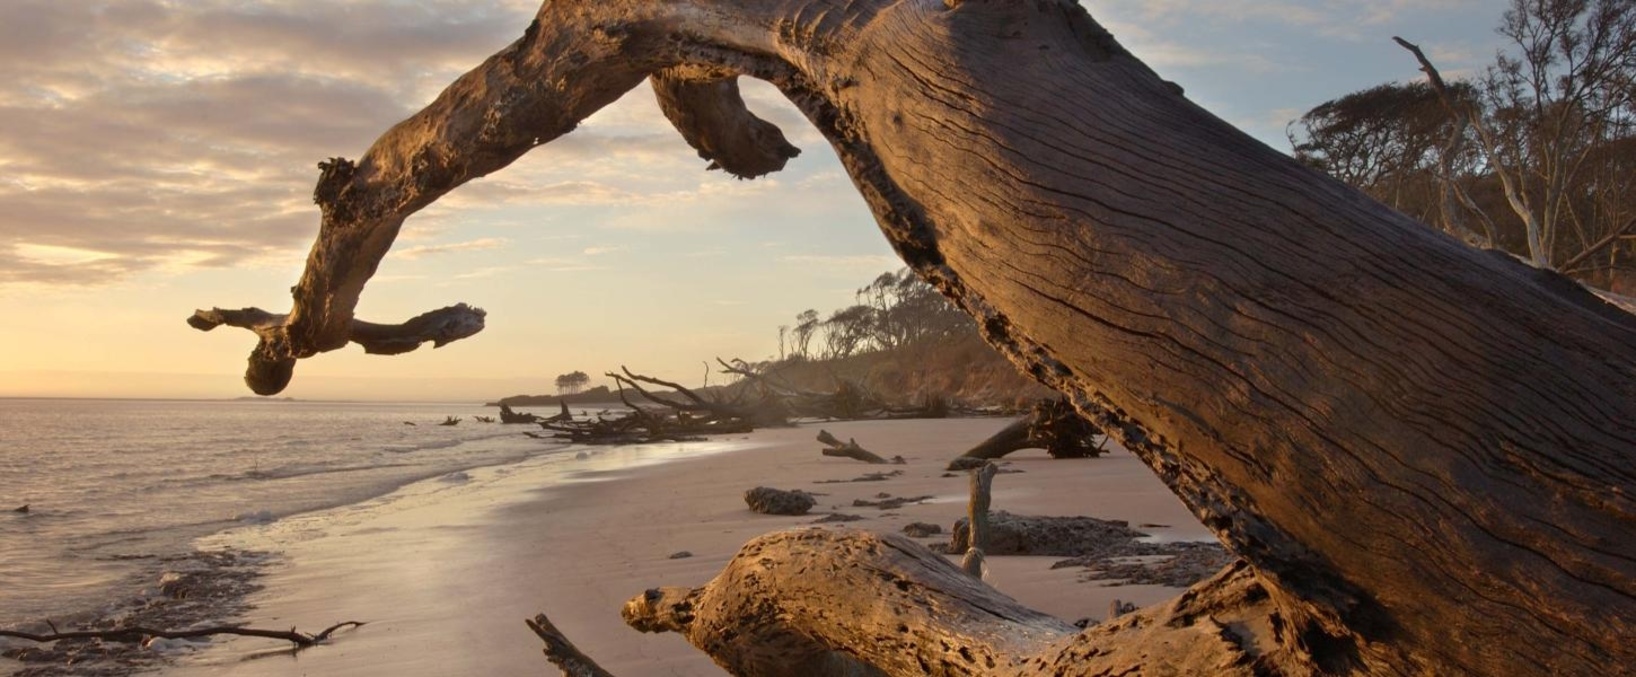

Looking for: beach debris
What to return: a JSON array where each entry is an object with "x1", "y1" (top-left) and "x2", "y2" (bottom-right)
[
  {"x1": 439, "y1": 416, "x2": 461, "y2": 426},
  {"x1": 743, "y1": 487, "x2": 817, "y2": 515},
  {"x1": 668, "y1": 551, "x2": 693, "y2": 560},
  {"x1": 1108, "y1": 600, "x2": 1138, "y2": 621},
  {"x1": 902, "y1": 522, "x2": 942, "y2": 537},
  {"x1": 851, "y1": 493, "x2": 933, "y2": 510},
  {"x1": 816, "y1": 430, "x2": 904, "y2": 464},
  {"x1": 812, "y1": 513, "x2": 866, "y2": 523},
  {"x1": 403, "y1": 421, "x2": 416, "y2": 426},
  {"x1": 527, "y1": 612, "x2": 617, "y2": 677},
  {"x1": 439, "y1": 471, "x2": 472, "y2": 483},
  {"x1": 499, "y1": 403, "x2": 543, "y2": 424},
  {"x1": 474, "y1": 415, "x2": 496, "y2": 423},
  {"x1": 530, "y1": 367, "x2": 765, "y2": 445},
  {"x1": 946, "y1": 397, "x2": 1107, "y2": 470},
  {"x1": 814, "y1": 469, "x2": 904, "y2": 484},
  {"x1": 12, "y1": 504, "x2": 26, "y2": 514},
  {"x1": 1, "y1": 550, "x2": 362, "y2": 674}
]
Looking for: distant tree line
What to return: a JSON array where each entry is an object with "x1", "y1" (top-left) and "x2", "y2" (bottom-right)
[
  {"x1": 778, "y1": 268, "x2": 976, "y2": 361},
  {"x1": 1288, "y1": 0, "x2": 1635, "y2": 290}
]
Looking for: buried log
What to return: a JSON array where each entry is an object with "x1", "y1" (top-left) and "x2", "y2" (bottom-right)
[
  {"x1": 950, "y1": 398, "x2": 1104, "y2": 469},
  {"x1": 190, "y1": 0, "x2": 1636, "y2": 672},
  {"x1": 621, "y1": 528, "x2": 1280, "y2": 676},
  {"x1": 815, "y1": 430, "x2": 903, "y2": 465}
]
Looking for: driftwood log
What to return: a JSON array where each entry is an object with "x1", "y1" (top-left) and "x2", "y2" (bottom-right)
[
  {"x1": 815, "y1": 430, "x2": 903, "y2": 464},
  {"x1": 193, "y1": 1, "x2": 1636, "y2": 674},
  {"x1": 622, "y1": 529, "x2": 1280, "y2": 676},
  {"x1": 951, "y1": 398, "x2": 1104, "y2": 468}
]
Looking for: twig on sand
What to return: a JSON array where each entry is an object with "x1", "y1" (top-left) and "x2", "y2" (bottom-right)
[
  {"x1": 0, "y1": 621, "x2": 365, "y2": 648},
  {"x1": 527, "y1": 612, "x2": 618, "y2": 677}
]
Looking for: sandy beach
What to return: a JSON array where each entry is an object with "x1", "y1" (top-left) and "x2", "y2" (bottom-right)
[{"x1": 160, "y1": 417, "x2": 1211, "y2": 676}]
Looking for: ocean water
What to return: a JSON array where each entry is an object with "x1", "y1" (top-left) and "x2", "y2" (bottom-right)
[{"x1": 0, "y1": 398, "x2": 578, "y2": 629}]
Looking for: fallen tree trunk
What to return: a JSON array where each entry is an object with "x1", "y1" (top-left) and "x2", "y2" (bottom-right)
[
  {"x1": 194, "y1": 1, "x2": 1636, "y2": 673},
  {"x1": 621, "y1": 528, "x2": 1281, "y2": 676},
  {"x1": 952, "y1": 398, "x2": 1104, "y2": 467}
]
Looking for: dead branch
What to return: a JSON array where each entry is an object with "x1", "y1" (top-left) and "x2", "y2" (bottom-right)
[
  {"x1": 816, "y1": 430, "x2": 903, "y2": 464},
  {"x1": 531, "y1": 368, "x2": 756, "y2": 445},
  {"x1": 526, "y1": 612, "x2": 618, "y2": 677},
  {"x1": 0, "y1": 621, "x2": 364, "y2": 648},
  {"x1": 188, "y1": 304, "x2": 484, "y2": 395},
  {"x1": 950, "y1": 398, "x2": 1103, "y2": 468}
]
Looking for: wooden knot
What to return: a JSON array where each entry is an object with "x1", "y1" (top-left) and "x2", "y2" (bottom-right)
[{"x1": 313, "y1": 157, "x2": 357, "y2": 206}]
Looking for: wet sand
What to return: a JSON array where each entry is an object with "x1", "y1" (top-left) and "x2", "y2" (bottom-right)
[{"x1": 162, "y1": 418, "x2": 1210, "y2": 676}]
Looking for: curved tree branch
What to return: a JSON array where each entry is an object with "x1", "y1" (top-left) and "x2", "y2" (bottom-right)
[
  {"x1": 193, "y1": 2, "x2": 1636, "y2": 673},
  {"x1": 188, "y1": 304, "x2": 485, "y2": 394}
]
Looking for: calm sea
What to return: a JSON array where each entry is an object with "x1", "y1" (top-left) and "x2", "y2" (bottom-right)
[{"x1": 0, "y1": 398, "x2": 574, "y2": 629}]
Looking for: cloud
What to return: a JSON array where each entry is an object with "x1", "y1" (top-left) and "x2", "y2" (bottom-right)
[
  {"x1": 524, "y1": 257, "x2": 606, "y2": 273},
  {"x1": 394, "y1": 237, "x2": 509, "y2": 260},
  {"x1": 778, "y1": 254, "x2": 902, "y2": 272},
  {"x1": 0, "y1": 0, "x2": 787, "y2": 289}
]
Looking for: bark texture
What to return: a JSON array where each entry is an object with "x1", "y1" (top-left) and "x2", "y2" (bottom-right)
[{"x1": 199, "y1": 1, "x2": 1636, "y2": 674}]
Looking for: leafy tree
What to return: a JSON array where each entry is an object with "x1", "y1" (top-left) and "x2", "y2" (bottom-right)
[{"x1": 554, "y1": 370, "x2": 591, "y2": 395}]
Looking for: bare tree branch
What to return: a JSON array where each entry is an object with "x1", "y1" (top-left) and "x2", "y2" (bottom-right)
[
  {"x1": 0, "y1": 621, "x2": 364, "y2": 648},
  {"x1": 188, "y1": 304, "x2": 485, "y2": 394}
]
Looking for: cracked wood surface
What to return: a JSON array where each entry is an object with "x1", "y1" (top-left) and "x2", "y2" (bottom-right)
[{"x1": 197, "y1": 1, "x2": 1635, "y2": 674}]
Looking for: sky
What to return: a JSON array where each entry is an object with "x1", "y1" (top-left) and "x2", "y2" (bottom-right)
[{"x1": 0, "y1": 0, "x2": 1513, "y2": 401}]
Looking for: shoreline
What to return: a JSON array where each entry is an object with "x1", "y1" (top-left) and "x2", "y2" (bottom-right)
[{"x1": 127, "y1": 418, "x2": 1204, "y2": 675}]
